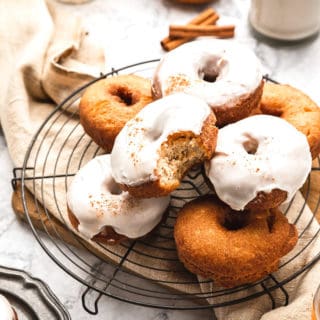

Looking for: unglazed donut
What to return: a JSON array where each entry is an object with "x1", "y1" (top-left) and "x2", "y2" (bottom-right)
[
  {"x1": 111, "y1": 92, "x2": 218, "y2": 198},
  {"x1": 174, "y1": 196, "x2": 298, "y2": 288},
  {"x1": 205, "y1": 115, "x2": 312, "y2": 211},
  {"x1": 0, "y1": 295, "x2": 17, "y2": 320},
  {"x1": 67, "y1": 155, "x2": 170, "y2": 244},
  {"x1": 260, "y1": 82, "x2": 320, "y2": 159},
  {"x1": 152, "y1": 39, "x2": 264, "y2": 126},
  {"x1": 79, "y1": 74, "x2": 153, "y2": 152}
]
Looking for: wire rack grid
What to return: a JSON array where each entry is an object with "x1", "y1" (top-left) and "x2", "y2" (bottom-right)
[{"x1": 12, "y1": 59, "x2": 320, "y2": 314}]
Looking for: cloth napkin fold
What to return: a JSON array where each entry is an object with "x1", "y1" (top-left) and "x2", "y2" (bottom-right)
[
  {"x1": 0, "y1": 1, "x2": 319, "y2": 319},
  {"x1": 0, "y1": 0, "x2": 105, "y2": 166}
]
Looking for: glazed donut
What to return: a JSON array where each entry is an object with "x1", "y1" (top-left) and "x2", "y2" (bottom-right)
[
  {"x1": 0, "y1": 295, "x2": 17, "y2": 320},
  {"x1": 152, "y1": 39, "x2": 264, "y2": 126},
  {"x1": 79, "y1": 74, "x2": 153, "y2": 152},
  {"x1": 205, "y1": 115, "x2": 312, "y2": 211},
  {"x1": 260, "y1": 82, "x2": 320, "y2": 159},
  {"x1": 111, "y1": 92, "x2": 218, "y2": 198},
  {"x1": 174, "y1": 196, "x2": 298, "y2": 288},
  {"x1": 67, "y1": 155, "x2": 170, "y2": 244}
]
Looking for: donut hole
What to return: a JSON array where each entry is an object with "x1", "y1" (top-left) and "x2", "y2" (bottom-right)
[
  {"x1": 106, "y1": 180, "x2": 122, "y2": 195},
  {"x1": 200, "y1": 68, "x2": 219, "y2": 83},
  {"x1": 203, "y1": 73, "x2": 218, "y2": 83},
  {"x1": 109, "y1": 86, "x2": 137, "y2": 106},
  {"x1": 200, "y1": 57, "x2": 223, "y2": 83},
  {"x1": 242, "y1": 133, "x2": 259, "y2": 155},
  {"x1": 221, "y1": 210, "x2": 249, "y2": 230}
]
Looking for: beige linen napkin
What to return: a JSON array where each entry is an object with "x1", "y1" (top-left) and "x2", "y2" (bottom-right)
[{"x1": 0, "y1": 1, "x2": 319, "y2": 319}]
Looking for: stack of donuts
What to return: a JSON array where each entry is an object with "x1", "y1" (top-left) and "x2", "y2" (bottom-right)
[{"x1": 67, "y1": 39, "x2": 320, "y2": 288}]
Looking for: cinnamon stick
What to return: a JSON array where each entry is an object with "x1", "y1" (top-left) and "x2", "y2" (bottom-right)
[
  {"x1": 162, "y1": 13, "x2": 219, "y2": 51},
  {"x1": 161, "y1": 8, "x2": 218, "y2": 50},
  {"x1": 169, "y1": 24, "x2": 235, "y2": 38}
]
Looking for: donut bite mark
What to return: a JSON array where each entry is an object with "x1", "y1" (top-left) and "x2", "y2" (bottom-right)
[
  {"x1": 79, "y1": 74, "x2": 153, "y2": 152},
  {"x1": 174, "y1": 196, "x2": 298, "y2": 288},
  {"x1": 260, "y1": 82, "x2": 320, "y2": 159},
  {"x1": 111, "y1": 93, "x2": 218, "y2": 198}
]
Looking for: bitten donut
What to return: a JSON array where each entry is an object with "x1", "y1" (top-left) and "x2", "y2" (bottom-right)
[
  {"x1": 205, "y1": 115, "x2": 312, "y2": 211},
  {"x1": 79, "y1": 74, "x2": 153, "y2": 152},
  {"x1": 174, "y1": 196, "x2": 298, "y2": 288},
  {"x1": 67, "y1": 155, "x2": 170, "y2": 244},
  {"x1": 260, "y1": 82, "x2": 320, "y2": 159},
  {"x1": 0, "y1": 295, "x2": 17, "y2": 320},
  {"x1": 111, "y1": 92, "x2": 218, "y2": 198},
  {"x1": 152, "y1": 39, "x2": 264, "y2": 126}
]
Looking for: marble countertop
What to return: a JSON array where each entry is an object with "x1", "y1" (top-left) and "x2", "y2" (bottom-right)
[{"x1": 1, "y1": 0, "x2": 320, "y2": 319}]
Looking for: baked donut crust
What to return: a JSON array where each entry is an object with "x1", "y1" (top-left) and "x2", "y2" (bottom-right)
[
  {"x1": 260, "y1": 82, "x2": 320, "y2": 159},
  {"x1": 174, "y1": 196, "x2": 298, "y2": 288},
  {"x1": 214, "y1": 80, "x2": 264, "y2": 127},
  {"x1": 244, "y1": 188, "x2": 287, "y2": 210},
  {"x1": 79, "y1": 74, "x2": 153, "y2": 152}
]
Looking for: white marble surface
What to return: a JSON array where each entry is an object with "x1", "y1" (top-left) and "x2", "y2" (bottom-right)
[{"x1": 0, "y1": 0, "x2": 320, "y2": 319}]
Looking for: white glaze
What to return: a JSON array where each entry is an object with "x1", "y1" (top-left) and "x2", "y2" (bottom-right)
[
  {"x1": 110, "y1": 92, "x2": 211, "y2": 186},
  {"x1": 67, "y1": 155, "x2": 170, "y2": 239},
  {"x1": 152, "y1": 39, "x2": 263, "y2": 109},
  {"x1": 0, "y1": 295, "x2": 14, "y2": 320},
  {"x1": 205, "y1": 115, "x2": 312, "y2": 211}
]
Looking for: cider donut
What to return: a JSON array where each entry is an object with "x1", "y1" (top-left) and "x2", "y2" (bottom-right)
[
  {"x1": 152, "y1": 39, "x2": 264, "y2": 126},
  {"x1": 205, "y1": 115, "x2": 312, "y2": 211},
  {"x1": 260, "y1": 82, "x2": 320, "y2": 159},
  {"x1": 0, "y1": 295, "x2": 17, "y2": 320},
  {"x1": 174, "y1": 196, "x2": 298, "y2": 288},
  {"x1": 111, "y1": 93, "x2": 218, "y2": 198},
  {"x1": 79, "y1": 74, "x2": 153, "y2": 152},
  {"x1": 67, "y1": 155, "x2": 170, "y2": 244}
]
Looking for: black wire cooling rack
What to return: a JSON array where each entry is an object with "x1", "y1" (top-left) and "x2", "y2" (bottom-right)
[{"x1": 12, "y1": 59, "x2": 320, "y2": 314}]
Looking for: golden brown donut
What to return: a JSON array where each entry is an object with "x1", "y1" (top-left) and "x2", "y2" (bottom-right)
[
  {"x1": 260, "y1": 82, "x2": 320, "y2": 159},
  {"x1": 79, "y1": 74, "x2": 153, "y2": 152},
  {"x1": 174, "y1": 196, "x2": 298, "y2": 288}
]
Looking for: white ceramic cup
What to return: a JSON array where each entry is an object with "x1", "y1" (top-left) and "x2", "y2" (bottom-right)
[{"x1": 249, "y1": 0, "x2": 320, "y2": 40}]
